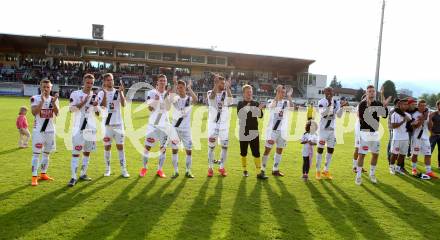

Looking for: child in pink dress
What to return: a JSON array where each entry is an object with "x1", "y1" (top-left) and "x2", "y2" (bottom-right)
[{"x1": 16, "y1": 106, "x2": 30, "y2": 148}]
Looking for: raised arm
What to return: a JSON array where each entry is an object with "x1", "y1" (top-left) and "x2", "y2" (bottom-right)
[
  {"x1": 51, "y1": 93, "x2": 59, "y2": 116},
  {"x1": 119, "y1": 81, "x2": 126, "y2": 107},
  {"x1": 187, "y1": 79, "x2": 198, "y2": 103},
  {"x1": 31, "y1": 96, "x2": 45, "y2": 116}
]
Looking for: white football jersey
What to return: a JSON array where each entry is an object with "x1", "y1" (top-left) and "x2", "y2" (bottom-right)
[
  {"x1": 391, "y1": 112, "x2": 411, "y2": 141},
  {"x1": 412, "y1": 110, "x2": 430, "y2": 140},
  {"x1": 207, "y1": 90, "x2": 232, "y2": 129},
  {"x1": 266, "y1": 99, "x2": 290, "y2": 132},
  {"x1": 318, "y1": 98, "x2": 341, "y2": 131},
  {"x1": 146, "y1": 89, "x2": 170, "y2": 127},
  {"x1": 98, "y1": 89, "x2": 123, "y2": 126},
  {"x1": 69, "y1": 90, "x2": 99, "y2": 132},
  {"x1": 171, "y1": 94, "x2": 193, "y2": 129},
  {"x1": 30, "y1": 95, "x2": 58, "y2": 133}
]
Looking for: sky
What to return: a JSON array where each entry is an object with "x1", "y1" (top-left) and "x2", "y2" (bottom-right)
[{"x1": 1, "y1": 0, "x2": 439, "y2": 96}]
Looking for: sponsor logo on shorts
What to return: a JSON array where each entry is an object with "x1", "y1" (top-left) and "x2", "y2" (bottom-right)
[
  {"x1": 171, "y1": 140, "x2": 179, "y2": 145},
  {"x1": 319, "y1": 140, "x2": 326, "y2": 145},
  {"x1": 35, "y1": 143, "x2": 43, "y2": 149},
  {"x1": 74, "y1": 145, "x2": 83, "y2": 151},
  {"x1": 267, "y1": 140, "x2": 275, "y2": 144},
  {"x1": 414, "y1": 147, "x2": 420, "y2": 151},
  {"x1": 103, "y1": 137, "x2": 111, "y2": 142},
  {"x1": 395, "y1": 147, "x2": 400, "y2": 151},
  {"x1": 209, "y1": 137, "x2": 216, "y2": 143},
  {"x1": 362, "y1": 146, "x2": 369, "y2": 151},
  {"x1": 146, "y1": 138, "x2": 155, "y2": 143}
]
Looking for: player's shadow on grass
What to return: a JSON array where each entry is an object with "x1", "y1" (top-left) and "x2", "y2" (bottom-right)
[
  {"x1": 0, "y1": 176, "x2": 117, "y2": 239},
  {"x1": 175, "y1": 177, "x2": 223, "y2": 239},
  {"x1": 306, "y1": 182, "x2": 357, "y2": 239},
  {"x1": 366, "y1": 182, "x2": 440, "y2": 236},
  {"x1": 322, "y1": 181, "x2": 392, "y2": 239},
  {"x1": 0, "y1": 185, "x2": 28, "y2": 201},
  {"x1": 0, "y1": 147, "x2": 20, "y2": 155},
  {"x1": 111, "y1": 176, "x2": 187, "y2": 239},
  {"x1": 263, "y1": 178, "x2": 312, "y2": 240},
  {"x1": 397, "y1": 174, "x2": 440, "y2": 199},
  {"x1": 72, "y1": 177, "x2": 142, "y2": 239},
  {"x1": 227, "y1": 178, "x2": 264, "y2": 239}
]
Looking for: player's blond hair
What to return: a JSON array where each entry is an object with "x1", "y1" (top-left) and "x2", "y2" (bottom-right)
[
  {"x1": 242, "y1": 84, "x2": 252, "y2": 92},
  {"x1": 102, "y1": 73, "x2": 114, "y2": 80}
]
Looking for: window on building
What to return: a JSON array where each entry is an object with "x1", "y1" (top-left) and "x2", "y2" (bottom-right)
[
  {"x1": 116, "y1": 49, "x2": 131, "y2": 58},
  {"x1": 132, "y1": 50, "x2": 145, "y2": 59},
  {"x1": 162, "y1": 52, "x2": 176, "y2": 61},
  {"x1": 67, "y1": 46, "x2": 81, "y2": 57},
  {"x1": 179, "y1": 55, "x2": 191, "y2": 62},
  {"x1": 191, "y1": 55, "x2": 206, "y2": 63},
  {"x1": 207, "y1": 56, "x2": 216, "y2": 65},
  {"x1": 216, "y1": 57, "x2": 226, "y2": 65},
  {"x1": 50, "y1": 44, "x2": 66, "y2": 55},
  {"x1": 148, "y1": 52, "x2": 162, "y2": 60},
  {"x1": 84, "y1": 47, "x2": 99, "y2": 56},
  {"x1": 99, "y1": 48, "x2": 113, "y2": 57}
]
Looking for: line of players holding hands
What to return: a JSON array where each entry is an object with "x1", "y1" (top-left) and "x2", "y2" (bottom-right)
[{"x1": 27, "y1": 73, "x2": 438, "y2": 187}]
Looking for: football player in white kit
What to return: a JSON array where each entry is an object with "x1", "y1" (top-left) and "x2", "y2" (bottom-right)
[
  {"x1": 98, "y1": 73, "x2": 129, "y2": 178},
  {"x1": 410, "y1": 99, "x2": 436, "y2": 178},
  {"x1": 207, "y1": 74, "x2": 233, "y2": 177},
  {"x1": 140, "y1": 74, "x2": 173, "y2": 178},
  {"x1": 261, "y1": 85, "x2": 294, "y2": 177},
  {"x1": 316, "y1": 87, "x2": 348, "y2": 180},
  {"x1": 29, "y1": 79, "x2": 59, "y2": 186},
  {"x1": 389, "y1": 98, "x2": 412, "y2": 175},
  {"x1": 169, "y1": 77, "x2": 197, "y2": 178},
  {"x1": 68, "y1": 74, "x2": 101, "y2": 186}
]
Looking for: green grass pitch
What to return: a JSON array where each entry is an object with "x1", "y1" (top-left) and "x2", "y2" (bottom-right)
[{"x1": 1, "y1": 96, "x2": 439, "y2": 240}]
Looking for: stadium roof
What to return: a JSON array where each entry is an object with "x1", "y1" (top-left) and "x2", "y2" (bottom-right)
[{"x1": 0, "y1": 33, "x2": 315, "y2": 73}]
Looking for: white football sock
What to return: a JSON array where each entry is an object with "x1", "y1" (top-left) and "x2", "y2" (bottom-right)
[
  {"x1": 71, "y1": 156, "x2": 79, "y2": 179},
  {"x1": 158, "y1": 152, "x2": 166, "y2": 170},
  {"x1": 273, "y1": 153, "x2": 282, "y2": 171},
  {"x1": 104, "y1": 150, "x2": 111, "y2": 171},
  {"x1": 208, "y1": 147, "x2": 215, "y2": 169},
  {"x1": 220, "y1": 148, "x2": 228, "y2": 168},
  {"x1": 426, "y1": 165, "x2": 432, "y2": 173},
  {"x1": 324, "y1": 153, "x2": 333, "y2": 171},
  {"x1": 186, "y1": 154, "x2": 192, "y2": 172},
  {"x1": 31, "y1": 153, "x2": 40, "y2": 176},
  {"x1": 316, "y1": 153, "x2": 323, "y2": 171},
  {"x1": 356, "y1": 166, "x2": 362, "y2": 178},
  {"x1": 370, "y1": 165, "x2": 376, "y2": 176},
  {"x1": 353, "y1": 159, "x2": 358, "y2": 168},
  {"x1": 40, "y1": 153, "x2": 49, "y2": 174},
  {"x1": 142, "y1": 150, "x2": 149, "y2": 169},
  {"x1": 172, "y1": 153, "x2": 178, "y2": 173},
  {"x1": 80, "y1": 156, "x2": 90, "y2": 176},
  {"x1": 262, "y1": 154, "x2": 269, "y2": 171},
  {"x1": 118, "y1": 149, "x2": 126, "y2": 169}
]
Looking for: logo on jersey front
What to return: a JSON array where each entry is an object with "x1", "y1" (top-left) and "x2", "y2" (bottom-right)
[{"x1": 40, "y1": 109, "x2": 54, "y2": 119}]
